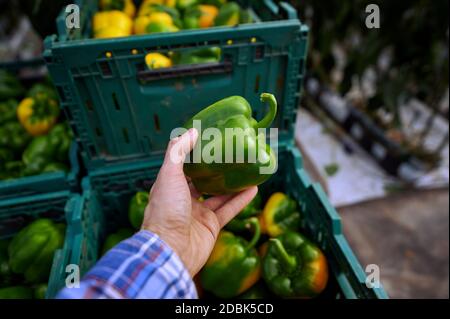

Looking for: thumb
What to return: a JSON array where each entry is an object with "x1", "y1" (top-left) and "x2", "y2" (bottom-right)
[{"x1": 162, "y1": 128, "x2": 198, "y2": 176}]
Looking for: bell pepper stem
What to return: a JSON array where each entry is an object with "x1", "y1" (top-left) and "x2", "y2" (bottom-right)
[
  {"x1": 270, "y1": 238, "x2": 297, "y2": 272},
  {"x1": 244, "y1": 217, "x2": 261, "y2": 251},
  {"x1": 254, "y1": 93, "x2": 277, "y2": 129}
]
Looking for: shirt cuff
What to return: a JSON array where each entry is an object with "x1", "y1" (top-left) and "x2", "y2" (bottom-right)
[{"x1": 57, "y1": 230, "x2": 198, "y2": 299}]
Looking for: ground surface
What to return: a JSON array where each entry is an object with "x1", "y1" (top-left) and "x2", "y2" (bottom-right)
[{"x1": 338, "y1": 187, "x2": 449, "y2": 299}]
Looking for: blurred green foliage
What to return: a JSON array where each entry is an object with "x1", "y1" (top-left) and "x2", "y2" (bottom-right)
[{"x1": 289, "y1": 0, "x2": 449, "y2": 128}]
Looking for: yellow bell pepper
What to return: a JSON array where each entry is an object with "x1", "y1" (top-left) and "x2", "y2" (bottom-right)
[
  {"x1": 17, "y1": 95, "x2": 60, "y2": 136},
  {"x1": 133, "y1": 12, "x2": 175, "y2": 34},
  {"x1": 99, "y1": 0, "x2": 136, "y2": 18},
  {"x1": 93, "y1": 10, "x2": 133, "y2": 38},
  {"x1": 165, "y1": 0, "x2": 176, "y2": 7},
  {"x1": 198, "y1": 5, "x2": 218, "y2": 28},
  {"x1": 145, "y1": 53, "x2": 173, "y2": 69},
  {"x1": 139, "y1": 0, "x2": 175, "y2": 7}
]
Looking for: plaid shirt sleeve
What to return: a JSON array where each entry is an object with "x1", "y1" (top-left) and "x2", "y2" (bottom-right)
[{"x1": 57, "y1": 230, "x2": 198, "y2": 299}]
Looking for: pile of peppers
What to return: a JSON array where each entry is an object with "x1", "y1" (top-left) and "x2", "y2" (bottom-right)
[
  {"x1": 0, "y1": 219, "x2": 65, "y2": 299},
  {"x1": 0, "y1": 72, "x2": 73, "y2": 181},
  {"x1": 199, "y1": 191, "x2": 329, "y2": 299},
  {"x1": 100, "y1": 191, "x2": 149, "y2": 256},
  {"x1": 92, "y1": 0, "x2": 253, "y2": 69}
]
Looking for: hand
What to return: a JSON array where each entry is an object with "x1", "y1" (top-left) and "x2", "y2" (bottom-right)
[{"x1": 142, "y1": 128, "x2": 258, "y2": 276}]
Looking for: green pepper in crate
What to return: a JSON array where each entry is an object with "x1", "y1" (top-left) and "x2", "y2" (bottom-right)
[
  {"x1": 0, "y1": 286, "x2": 34, "y2": 299},
  {"x1": 0, "y1": 148, "x2": 14, "y2": 168},
  {"x1": 184, "y1": 93, "x2": 277, "y2": 195},
  {"x1": 0, "y1": 70, "x2": 24, "y2": 100},
  {"x1": 47, "y1": 123, "x2": 72, "y2": 163},
  {"x1": 128, "y1": 192, "x2": 149, "y2": 229},
  {"x1": 176, "y1": 0, "x2": 198, "y2": 10},
  {"x1": 101, "y1": 228, "x2": 135, "y2": 255},
  {"x1": 27, "y1": 83, "x2": 59, "y2": 102},
  {"x1": 214, "y1": 1, "x2": 240, "y2": 26},
  {"x1": 183, "y1": 4, "x2": 218, "y2": 29},
  {"x1": 0, "y1": 99, "x2": 18, "y2": 125},
  {"x1": 200, "y1": 217, "x2": 261, "y2": 298},
  {"x1": 0, "y1": 121, "x2": 32, "y2": 153},
  {"x1": 173, "y1": 47, "x2": 221, "y2": 65},
  {"x1": 8, "y1": 219, "x2": 66, "y2": 283},
  {"x1": 226, "y1": 193, "x2": 262, "y2": 233},
  {"x1": 260, "y1": 192, "x2": 301, "y2": 237},
  {"x1": 239, "y1": 7, "x2": 252, "y2": 24},
  {"x1": 200, "y1": 0, "x2": 227, "y2": 7},
  {"x1": 262, "y1": 231, "x2": 329, "y2": 298},
  {"x1": 42, "y1": 162, "x2": 68, "y2": 173},
  {"x1": 1, "y1": 161, "x2": 24, "y2": 180},
  {"x1": 21, "y1": 136, "x2": 54, "y2": 175}
]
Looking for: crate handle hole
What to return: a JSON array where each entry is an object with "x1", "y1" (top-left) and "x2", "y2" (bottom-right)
[
  {"x1": 277, "y1": 76, "x2": 284, "y2": 93},
  {"x1": 154, "y1": 114, "x2": 161, "y2": 133},
  {"x1": 122, "y1": 128, "x2": 130, "y2": 144},
  {"x1": 112, "y1": 93, "x2": 120, "y2": 110},
  {"x1": 299, "y1": 58, "x2": 305, "y2": 74},
  {"x1": 85, "y1": 99, "x2": 93, "y2": 111},
  {"x1": 95, "y1": 127, "x2": 102, "y2": 137},
  {"x1": 254, "y1": 75, "x2": 260, "y2": 93}
]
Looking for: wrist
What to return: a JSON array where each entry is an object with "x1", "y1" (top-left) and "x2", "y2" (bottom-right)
[{"x1": 142, "y1": 226, "x2": 196, "y2": 276}]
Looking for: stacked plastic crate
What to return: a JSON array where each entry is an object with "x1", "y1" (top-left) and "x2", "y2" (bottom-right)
[{"x1": 42, "y1": 0, "x2": 387, "y2": 298}]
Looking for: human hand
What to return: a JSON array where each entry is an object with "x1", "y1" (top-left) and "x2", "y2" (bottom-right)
[{"x1": 142, "y1": 128, "x2": 258, "y2": 276}]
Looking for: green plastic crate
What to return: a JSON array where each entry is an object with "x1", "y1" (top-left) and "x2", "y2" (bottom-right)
[
  {"x1": 0, "y1": 59, "x2": 81, "y2": 201},
  {"x1": 43, "y1": 0, "x2": 308, "y2": 170},
  {"x1": 46, "y1": 190, "x2": 103, "y2": 299},
  {"x1": 51, "y1": 145, "x2": 388, "y2": 299},
  {"x1": 0, "y1": 190, "x2": 75, "y2": 299}
]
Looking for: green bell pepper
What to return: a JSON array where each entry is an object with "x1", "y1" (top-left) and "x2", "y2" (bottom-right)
[
  {"x1": 47, "y1": 123, "x2": 72, "y2": 163},
  {"x1": 0, "y1": 121, "x2": 32, "y2": 153},
  {"x1": 238, "y1": 281, "x2": 271, "y2": 299},
  {"x1": 0, "y1": 70, "x2": 24, "y2": 100},
  {"x1": 176, "y1": 0, "x2": 198, "y2": 10},
  {"x1": 21, "y1": 136, "x2": 55, "y2": 176},
  {"x1": 0, "y1": 239, "x2": 15, "y2": 287},
  {"x1": 260, "y1": 192, "x2": 301, "y2": 237},
  {"x1": 200, "y1": 217, "x2": 261, "y2": 298},
  {"x1": 128, "y1": 191, "x2": 149, "y2": 229},
  {"x1": 21, "y1": 156, "x2": 50, "y2": 177},
  {"x1": 42, "y1": 162, "x2": 68, "y2": 173},
  {"x1": 0, "y1": 286, "x2": 34, "y2": 299},
  {"x1": 173, "y1": 47, "x2": 221, "y2": 65},
  {"x1": 27, "y1": 83, "x2": 59, "y2": 102},
  {"x1": 101, "y1": 228, "x2": 135, "y2": 255},
  {"x1": 33, "y1": 283, "x2": 48, "y2": 299},
  {"x1": 200, "y1": 0, "x2": 226, "y2": 7},
  {"x1": 0, "y1": 148, "x2": 14, "y2": 169},
  {"x1": 19, "y1": 123, "x2": 72, "y2": 176},
  {"x1": 184, "y1": 93, "x2": 277, "y2": 195},
  {"x1": 22, "y1": 135, "x2": 55, "y2": 166},
  {"x1": 0, "y1": 161, "x2": 24, "y2": 180},
  {"x1": 8, "y1": 219, "x2": 66, "y2": 283},
  {"x1": 214, "y1": 1, "x2": 240, "y2": 26},
  {"x1": 262, "y1": 231, "x2": 329, "y2": 298},
  {"x1": 183, "y1": 5, "x2": 202, "y2": 29},
  {"x1": 226, "y1": 193, "x2": 262, "y2": 233},
  {"x1": 239, "y1": 7, "x2": 252, "y2": 24},
  {"x1": 0, "y1": 99, "x2": 18, "y2": 125}
]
